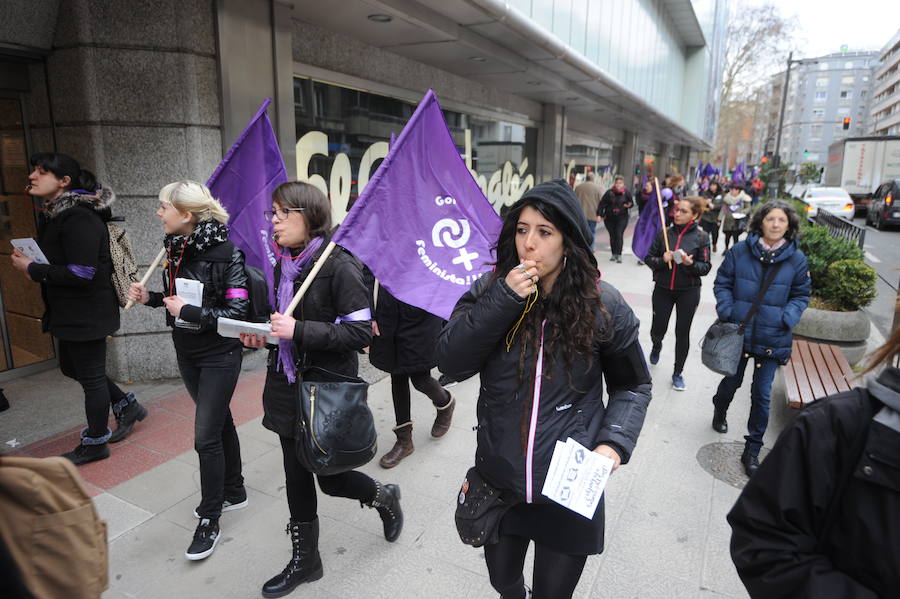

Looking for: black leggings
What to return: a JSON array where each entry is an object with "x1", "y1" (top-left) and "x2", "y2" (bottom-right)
[
  {"x1": 279, "y1": 436, "x2": 376, "y2": 522},
  {"x1": 650, "y1": 286, "x2": 701, "y2": 374},
  {"x1": 390, "y1": 371, "x2": 449, "y2": 425},
  {"x1": 723, "y1": 230, "x2": 742, "y2": 250},
  {"x1": 485, "y1": 534, "x2": 588, "y2": 599},
  {"x1": 699, "y1": 219, "x2": 719, "y2": 246},
  {"x1": 57, "y1": 338, "x2": 128, "y2": 439},
  {"x1": 603, "y1": 215, "x2": 628, "y2": 256}
]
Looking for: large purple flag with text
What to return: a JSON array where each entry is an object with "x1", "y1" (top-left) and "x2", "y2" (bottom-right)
[
  {"x1": 333, "y1": 90, "x2": 501, "y2": 320},
  {"x1": 207, "y1": 99, "x2": 287, "y2": 305}
]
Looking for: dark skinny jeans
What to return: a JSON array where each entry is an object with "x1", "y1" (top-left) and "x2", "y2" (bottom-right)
[
  {"x1": 603, "y1": 215, "x2": 628, "y2": 256},
  {"x1": 176, "y1": 339, "x2": 244, "y2": 519},
  {"x1": 279, "y1": 436, "x2": 376, "y2": 522},
  {"x1": 57, "y1": 338, "x2": 128, "y2": 439},
  {"x1": 650, "y1": 286, "x2": 701, "y2": 375}
]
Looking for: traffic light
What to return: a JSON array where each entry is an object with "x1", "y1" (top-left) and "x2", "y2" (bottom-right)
[
  {"x1": 761, "y1": 156, "x2": 769, "y2": 164},
  {"x1": 842, "y1": 117, "x2": 851, "y2": 130},
  {"x1": 803, "y1": 149, "x2": 809, "y2": 157}
]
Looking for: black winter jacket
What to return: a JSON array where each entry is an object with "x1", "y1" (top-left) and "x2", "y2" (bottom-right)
[
  {"x1": 262, "y1": 239, "x2": 373, "y2": 438},
  {"x1": 728, "y1": 367, "x2": 900, "y2": 598},
  {"x1": 147, "y1": 239, "x2": 249, "y2": 338},
  {"x1": 369, "y1": 287, "x2": 443, "y2": 375},
  {"x1": 29, "y1": 191, "x2": 119, "y2": 341},
  {"x1": 436, "y1": 276, "x2": 651, "y2": 506},
  {"x1": 644, "y1": 221, "x2": 712, "y2": 290},
  {"x1": 597, "y1": 188, "x2": 633, "y2": 219}
]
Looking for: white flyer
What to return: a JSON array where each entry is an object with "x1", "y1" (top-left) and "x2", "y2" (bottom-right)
[
  {"x1": 10, "y1": 238, "x2": 49, "y2": 265},
  {"x1": 541, "y1": 437, "x2": 614, "y2": 519},
  {"x1": 217, "y1": 317, "x2": 272, "y2": 339},
  {"x1": 174, "y1": 278, "x2": 203, "y2": 327}
]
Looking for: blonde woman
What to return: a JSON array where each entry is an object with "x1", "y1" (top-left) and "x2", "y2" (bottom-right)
[{"x1": 128, "y1": 180, "x2": 249, "y2": 560}]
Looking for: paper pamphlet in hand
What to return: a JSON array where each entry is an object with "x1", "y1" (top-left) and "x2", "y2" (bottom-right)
[
  {"x1": 217, "y1": 317, "x2": 271, "y2": 339},
  {"x1": 10, "y1": 239, "x2": 49, "y2": 264},
  {"x1": 541, "y1": 438, "x2": 614, "y2": 519},
  {"x1": 174, "y1": 278, "x2": 203, "y2": 327}
]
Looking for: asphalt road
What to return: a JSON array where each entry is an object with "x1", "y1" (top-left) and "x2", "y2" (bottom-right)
[{"x1": 855, "y1": 216, "x2": 899, "y2": 338}]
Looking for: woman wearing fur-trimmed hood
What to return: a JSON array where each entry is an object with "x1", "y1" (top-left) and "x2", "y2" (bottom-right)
[{"x1": 10, "y1": 152, "x2": 146, "y2": 465}]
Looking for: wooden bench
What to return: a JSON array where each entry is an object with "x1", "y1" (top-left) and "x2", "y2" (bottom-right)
[{"x1": 782, "y1": 339, "x2": 855, "y2": 409}]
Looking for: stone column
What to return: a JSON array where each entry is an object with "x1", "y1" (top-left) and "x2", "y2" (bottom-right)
[
  {"x1": 620, "y1": 131, "x2": 638, "y2": 182},
  {"x1": 537, "y1": 103, "x2": 566, "y2": 182}
]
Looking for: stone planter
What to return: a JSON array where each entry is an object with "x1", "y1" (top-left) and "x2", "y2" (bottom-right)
[{"x1": 792, "y1": 306, "x2": 871, "y2": 365}]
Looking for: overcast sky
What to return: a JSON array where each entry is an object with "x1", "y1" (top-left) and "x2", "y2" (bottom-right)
[{"x1": 742, "y1": 0, "x2": 899, "y2": 59}]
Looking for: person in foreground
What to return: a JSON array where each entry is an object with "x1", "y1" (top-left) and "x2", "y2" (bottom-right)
[
  {"x1": 437, "y1": 179, "x2": 652, "y2": 599},
  {"x1": 11, "y1": 152, "x2": 145, "y2": 465},
  {"x1": 727, "y1": 304, "x2": 900, "y2": 598},
  {"x1": 241, "y1": 182, "x2": 402, "y2": 598},
  {"x1": 709, "y1": 200, "x2": 811, "y2": 476},
  {"x1": 127, "y1": 180, "x2": 249, "y2": 560}
]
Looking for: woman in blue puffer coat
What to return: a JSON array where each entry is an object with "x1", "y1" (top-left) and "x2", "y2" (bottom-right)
[{"x1": 710, "y1": 200, "x2": 811, "y2": 477}]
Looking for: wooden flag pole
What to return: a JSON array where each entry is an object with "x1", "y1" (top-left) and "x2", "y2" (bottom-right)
[
  {"x1": 653, "y1": 177, "x2": 672, "y2": 270},
  {"x1": 124, "y1": 247, "x2": 167, "y2": 310},
  {"x1": 284, "y1": 241, "x2": 337, "y2": 315}
]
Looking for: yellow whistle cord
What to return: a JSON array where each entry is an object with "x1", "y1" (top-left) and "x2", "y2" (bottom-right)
[{"x1": 505, "y1": 287, "x2": 539, "y2": 352}]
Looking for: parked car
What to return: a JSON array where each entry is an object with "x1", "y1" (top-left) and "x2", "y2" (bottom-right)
[
  {"x1": 865, "y1": 179, "x2": 900, "y2": 230},
  {"x1": 800, "y1": 186, "x2": 855, "y2": 220}
]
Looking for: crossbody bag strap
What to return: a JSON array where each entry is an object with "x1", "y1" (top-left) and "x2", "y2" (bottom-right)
[{"x1": 739, "y1": 261, "x2": 785, "y2": 332}]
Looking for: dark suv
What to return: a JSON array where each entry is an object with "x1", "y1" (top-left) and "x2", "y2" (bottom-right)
[{"x1": 866, "y1": 179, "x2": 900, "y2": 230}]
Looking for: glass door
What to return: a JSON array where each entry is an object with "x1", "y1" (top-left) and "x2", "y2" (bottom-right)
[{"x1": 0, "y1": 94, "x2": 55, "y2": 373}]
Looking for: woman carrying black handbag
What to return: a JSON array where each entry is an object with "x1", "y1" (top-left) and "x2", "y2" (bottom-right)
[{"x1": 241, "y1": 182, "x2": 402, "y2": 599}]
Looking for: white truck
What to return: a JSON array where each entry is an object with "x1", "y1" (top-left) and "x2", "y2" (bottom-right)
[{"x1": 825, "y1": 136, "x2": 900, "y2": 214}]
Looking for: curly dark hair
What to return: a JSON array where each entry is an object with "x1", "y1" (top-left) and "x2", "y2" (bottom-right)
[
  {"x1": 490, "y1": 198, "x2": 609, "y2": 449},
  {"x1": 748, "y1": 199, "x2": 801, "y2": 240}
]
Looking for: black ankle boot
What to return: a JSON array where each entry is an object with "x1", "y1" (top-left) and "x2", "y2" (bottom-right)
[
  {"x1": 109, "y1": 393, "x2": 148, "y2": 443},
  {"x1": 364, "y1": 481, "x2": 403, "y2": 542},
  {"x1": 712, "y1": 409, "x2": 728, "y2": 434},
  {"x1": 261, "y1": 518, "x2": 323, "y2": 598},
  {"x1": 741, "y1": 450, "x2": 760, "y2": 477}
]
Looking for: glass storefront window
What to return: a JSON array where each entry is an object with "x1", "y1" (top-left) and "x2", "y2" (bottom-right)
[{"x1": 293, "y1": 77, "x2": 537, "y2": 218}]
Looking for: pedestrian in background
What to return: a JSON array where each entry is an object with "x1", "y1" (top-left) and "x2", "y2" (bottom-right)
[
  {"x1": 720, "y1": 184, "x2": 751, "y2": 252},
  {"x1": 240, "y1": 182, "x2": 402, "y2": 598},
  {"x1": 644, "y1": 196, "x2": 712, "y2": 391},
  {"x1": 127, "y1": 180, "x2": 249, "y2": 561},
  {"x1": 596, "y1": 174, "x2": 633, "y2": 263},
  {"x1": 700, "y1": 180, "x2": 724, "y2": 252},
  {"x1": 370, "y1": 287, "x2": 454, "y2": 469},
  {"x1": 727, "y1": 303, "x2": 900, "y2": 597},
  {"x1": 438, "y1": 179, "x2": 651, "y2": 599},
  {"x1": 575, "y1": 171, "x2": 603, "y2": 246},
  {"x1": 636, "y1": 179, "x2": 654, "y2": 216},
  {"x1": 710, "y1": 200, "x2": 810, "y2": 477},
  {"x1": 10, "y1": 153, "x2": 145, "y2": 465}
]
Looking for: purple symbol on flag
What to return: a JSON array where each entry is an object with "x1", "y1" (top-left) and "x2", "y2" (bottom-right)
[
  {"x1": 206, "y1": 99, "x2": 287, "y2": 307},
  {"x1": 332, "y1": 90, "x2": 501, "y2": 320}
]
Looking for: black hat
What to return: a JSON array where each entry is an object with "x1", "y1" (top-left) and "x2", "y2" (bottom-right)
[{"x1": 510, "y1": 179, "x2": 595, "y2": 263}]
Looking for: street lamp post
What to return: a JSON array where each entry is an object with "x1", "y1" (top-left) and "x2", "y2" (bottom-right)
[{"x1": 770, "y1": 51, "x2": 793, "y2": 199}]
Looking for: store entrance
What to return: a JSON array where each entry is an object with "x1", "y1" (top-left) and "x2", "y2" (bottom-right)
[{"x1": 0, "y1": 61, "x2": 56, "y2": 379}]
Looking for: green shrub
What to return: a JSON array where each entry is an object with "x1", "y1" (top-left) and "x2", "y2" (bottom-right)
[
  {"x1": 797, "y1": 225, "x2": 864, "y2": 294},
  {"x1": 820, "y1": 260, "x2": 877, "y2": 311}
]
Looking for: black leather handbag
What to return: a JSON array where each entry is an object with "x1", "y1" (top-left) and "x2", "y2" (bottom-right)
[
  {"x1": 454, "y1": 467, "x2": 518, "y2": 547},
  {"x1": 294, "y1": 367, "x2": 377, "y2": 476}
]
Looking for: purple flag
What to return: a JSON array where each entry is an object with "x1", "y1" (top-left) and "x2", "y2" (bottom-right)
[
  {"x1": 333, "y1": 90, "x2": 501, "y2": 320},
  {"x1": 207, "y1": 99, "x2": 287, "y2": 306},
  {"x1": 631, "y1": 184, "x2": 663, "y2": 261}
]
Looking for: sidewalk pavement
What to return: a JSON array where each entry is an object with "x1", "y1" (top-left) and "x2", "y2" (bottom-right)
[{"x1": 2, "y1": 223, "x2": 823, "y2": 599}]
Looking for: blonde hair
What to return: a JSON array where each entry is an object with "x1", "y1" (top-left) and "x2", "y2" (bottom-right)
[{"x1": 159, "y1": 180, "x2": 229, "y2": 224}]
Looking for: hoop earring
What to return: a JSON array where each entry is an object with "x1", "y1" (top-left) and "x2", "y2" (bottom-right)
[{"x1": 563, "y1": 255, "x2": 567, "y2": 268}]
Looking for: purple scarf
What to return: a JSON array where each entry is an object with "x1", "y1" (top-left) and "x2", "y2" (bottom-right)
[{"x1": 276, "y1": 236, "x2": 324, "y2": 383}]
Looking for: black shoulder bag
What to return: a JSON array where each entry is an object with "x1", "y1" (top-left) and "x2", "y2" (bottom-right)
[
  {"x1": 701, "y1": 261, "x2": 784, "y2": 376},
  {"x1": 294, "y1": 367, "x2": 377, "y2": 476},
  {"x1": 454, "y1": 467, "x2": 519, "y2": 547}
]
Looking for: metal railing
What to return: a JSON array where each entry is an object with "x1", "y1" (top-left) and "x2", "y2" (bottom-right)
[{"x1": 814, "y1": 209, "x2": 866, "y2": 249}]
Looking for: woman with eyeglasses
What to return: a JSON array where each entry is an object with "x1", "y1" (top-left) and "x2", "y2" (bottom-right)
[
  {"x1": 241, "y1": 181, "x2": 402, "y2": 598},
  {"x1": 644, "y1": 196, "x2": 712, "y2": 391},
  {"x1": 127, "y1": 180, "x2": 249, "y2": 561}
]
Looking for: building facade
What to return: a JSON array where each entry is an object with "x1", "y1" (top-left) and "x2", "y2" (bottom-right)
[
  {"x1": 0, "y1": 0, "x2": 725, "y2": 382},
  {"x1": 870, "y1": 28, "x2": 900, "y2": 136}
]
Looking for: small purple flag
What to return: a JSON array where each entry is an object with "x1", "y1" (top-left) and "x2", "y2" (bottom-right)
[
  {"x1": 333, "y1": 90, "x2": 501, "y2": 320},
  {"x1": 631, "y1": 184, "x2": 663, "y2": 261},
  {"x1": 207, "y1": 99, "x2": 287, "y2": 306}
]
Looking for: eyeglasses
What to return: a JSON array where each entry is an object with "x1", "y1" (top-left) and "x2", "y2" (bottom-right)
[
  {"x1": 675, "y1": 208, "x2": 693, "y2": 214},
  {"x1": 263, "y1": 207, "x2": 305, "y2": 221}
]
